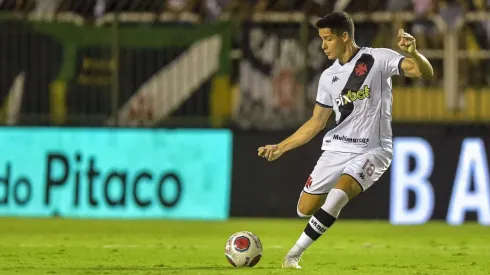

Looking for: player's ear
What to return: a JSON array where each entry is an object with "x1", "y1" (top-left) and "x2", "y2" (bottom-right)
[{"x1": 342, "y1": 31, "x2": 349, "y2": 42}]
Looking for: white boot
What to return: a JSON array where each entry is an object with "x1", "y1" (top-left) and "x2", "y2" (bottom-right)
[{"x1": 281, "y1": 251, "x2": 302, "y2": 269}]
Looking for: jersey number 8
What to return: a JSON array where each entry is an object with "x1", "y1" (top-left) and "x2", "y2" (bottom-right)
[{"x1": 362, "y1": 159, "x2": 375, "y2": 177}]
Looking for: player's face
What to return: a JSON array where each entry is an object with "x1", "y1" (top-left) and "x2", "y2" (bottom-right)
[{"x1": 318, "y1": 28, "x2": 347, "y2": 60}]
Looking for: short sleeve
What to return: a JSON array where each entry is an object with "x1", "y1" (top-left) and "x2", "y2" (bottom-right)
[
  {"x1": 374, "y1": 48, "x2": 405, "y2": 77},
  {"x1": 315, "y1": 72, "x2": 333, "y2": 108}
]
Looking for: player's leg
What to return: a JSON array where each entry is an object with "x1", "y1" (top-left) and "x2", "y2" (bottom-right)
[
  {"x1": 282, "y1": 151, "x2": 350, "y2": 268},
  {"x1": 283, "y1": 149, "x2": 392, "y2": 269},
  {"x1": 282, "y1": 174, "x2": 360, "y2": 269},
  {"x1": 296, "y1": 191, "x2": 327, "y2": 218},
  {"x1": 295, "y1": 151, "x2": 348, "y2": 217}
]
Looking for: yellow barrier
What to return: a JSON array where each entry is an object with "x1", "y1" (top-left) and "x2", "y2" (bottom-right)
[
  {"x1": 49, "y1": 80, "x2": 67, "y2": 125},
  {"x1": 210, "y1": 75, "x2": 231, "y2": 127},
  {"x1": 392, "y1": 88, "x2": 490, "y2": 122}
]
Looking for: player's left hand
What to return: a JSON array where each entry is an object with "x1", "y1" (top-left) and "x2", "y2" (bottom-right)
[
  {"x1": 398, "y1": 29, "x2": 417, "y2": 54},
  {"x1": 257, "y1": 144, "x2": 283, "y2": 162}
]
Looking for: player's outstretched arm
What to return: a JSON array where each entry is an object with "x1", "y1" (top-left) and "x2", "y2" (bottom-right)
[
  {"x1": 397, "y1": 29, "x2": 434, "y2": 79},
  {"x1": 257, "y1": 104, "x2": 333, "y2": 162}
]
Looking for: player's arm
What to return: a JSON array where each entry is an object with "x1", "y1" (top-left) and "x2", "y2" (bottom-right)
[
  {"x1": 257, "y1": 104, "x2": 333, "y2": 161},
  {"x1": 398, "y1": 29, "x2": 434, "y2": 79},
  {"x1": 400, "y1": 52, "x2": 433, "y2": 78},
  {"x1": 278, "y1": 104, "x2": 332, "y2": 152}
]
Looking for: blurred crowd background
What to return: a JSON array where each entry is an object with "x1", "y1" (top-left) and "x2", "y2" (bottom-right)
[{"x1": 0, "y1": 0, "x2": 489, "y2": 128}]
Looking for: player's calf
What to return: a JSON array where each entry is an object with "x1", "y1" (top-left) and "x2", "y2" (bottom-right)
[{"x1": 295, "y1": 188, "x2": 349, "y2": 251}]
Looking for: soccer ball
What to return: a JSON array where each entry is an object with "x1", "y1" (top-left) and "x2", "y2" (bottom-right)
[{"x1": 224, "y1": 231, "x2": 263, "y2": 268}]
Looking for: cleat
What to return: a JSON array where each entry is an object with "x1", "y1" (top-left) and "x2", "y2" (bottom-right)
[{"x1": 281, "y1": 252, "x2": 302, "y2": 269}]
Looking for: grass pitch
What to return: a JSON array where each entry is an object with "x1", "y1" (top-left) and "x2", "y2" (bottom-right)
[{"x1": 0, "y1": 218, "x2": 489, "y2": 274}]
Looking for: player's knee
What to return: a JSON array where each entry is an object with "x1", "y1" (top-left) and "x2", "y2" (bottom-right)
[
  {"x1": 297, "y1": 191, "x2": 327, "y2": 218},
  {"x1": 297, "y1": 205, "x2": 313, "y2": 218}
]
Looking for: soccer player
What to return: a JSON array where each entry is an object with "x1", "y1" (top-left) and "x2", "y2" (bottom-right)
[{"x1": 257, "y1": 12, "x2": 434, "y2": 269}]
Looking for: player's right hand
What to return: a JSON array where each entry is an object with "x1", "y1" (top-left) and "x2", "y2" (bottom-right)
[{"x1": 257, "y1": 144, "x2": 284, "y2": 162}]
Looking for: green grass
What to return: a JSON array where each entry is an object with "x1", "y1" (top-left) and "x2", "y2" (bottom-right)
[{"x1": 0, "y1": 218, "x2": 489, "y2": 274}]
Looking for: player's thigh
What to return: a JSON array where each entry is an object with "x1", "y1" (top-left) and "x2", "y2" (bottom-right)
[
  {"x1": 334, "y1": 174, "x2": 363, "y2": 200},
  {"x1": 298, "y1": 151, "x2": 351, "y2": 215},
  {"x1": 302, "y1": 151, "x2": 350, "y2": 194},
  {"x1": 342, "y1": 149, "x2": 393, "y2": 193}
]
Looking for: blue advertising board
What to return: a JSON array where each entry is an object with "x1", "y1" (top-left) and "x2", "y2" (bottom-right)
[{"x1": 0, "y1": 128, "x2": 232, "y2": 220}]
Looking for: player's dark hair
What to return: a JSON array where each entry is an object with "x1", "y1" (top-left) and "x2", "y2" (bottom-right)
[{"x1": 315, "y1": 12, "x2": 355, "y2": 40}]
